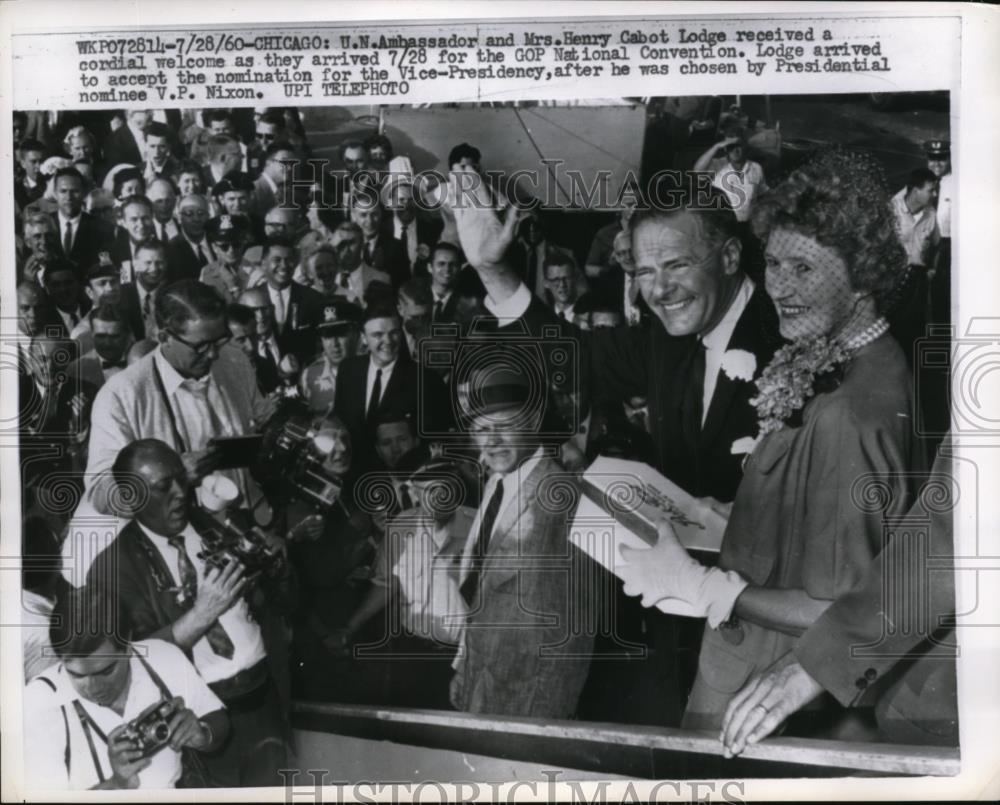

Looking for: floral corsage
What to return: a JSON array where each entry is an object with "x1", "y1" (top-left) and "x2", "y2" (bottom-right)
[{"x1": 750, "y1": 335, "x2": 851, "y2": 437}]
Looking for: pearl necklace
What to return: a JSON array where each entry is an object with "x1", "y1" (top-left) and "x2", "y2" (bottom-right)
[{"x1": 838, "y1": 317, "x2": 890, "y2": 353}]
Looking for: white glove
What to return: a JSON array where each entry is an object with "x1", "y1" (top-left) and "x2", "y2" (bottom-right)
[{"x1": 618, "y1": 519, "x2": 748, "y2": 628}]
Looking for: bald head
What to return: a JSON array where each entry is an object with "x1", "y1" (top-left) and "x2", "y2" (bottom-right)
[
  {"x1": 18, "y1": 281, "x2": 49, "y2": 336},
  {"x1": 177, "y1": 193, "x2": 210, "y2": 239},
  {"x1": 237, "y1": 286, "x2": 275, "y2": 336},
  {"x1": 111, "y1": 439, "x2": 189, "y2": 529}
]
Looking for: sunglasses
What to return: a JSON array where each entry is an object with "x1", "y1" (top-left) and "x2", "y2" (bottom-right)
[{"x1": 215, "y1": 242, "x2": 241, "y2": 252}]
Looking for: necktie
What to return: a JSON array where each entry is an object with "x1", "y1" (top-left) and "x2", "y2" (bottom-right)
[
  {"x1": 67, "y1": 309, "x2": 80, "y2": 327},
  {"x1": 366, "y1": 368, "x2": 382, "y2": 422},
  {"x1": 142, "y1": 290, "x2": 152, "y2": 321},
  {"x1": 680, "y1": 338, "x2": 707, "y2": 449},
  {"x1": 365, "y1": 240, "x2": 375, "y2": 265},
  {"x1": 167, "y1": 535, "x2": 235, "y2": 659},
  {"x1": 433, "y1": 299, "x2": 444, "y2": 322},
  {"x1": 273, "y1": 289, "x2": 286, "y2": 329},
  {"x1": 461, "y1": 477, "x2": 504, "y2": 605},
  {"x1": 196, "y1": 242, "x2": 211, "y2": 267},
  {"x1": 63, "y1": 220, "x2": 73, "y2": 256}
]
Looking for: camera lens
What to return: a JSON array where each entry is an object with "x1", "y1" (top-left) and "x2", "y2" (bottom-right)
[{"x1": 152, "y1": 722, "x2": 170, "y2": 742}]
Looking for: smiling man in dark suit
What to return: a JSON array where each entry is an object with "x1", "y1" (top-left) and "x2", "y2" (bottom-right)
[
  {"x1": 51, "y1": 167, "x2": 115, "y2": 275},
  {"x1": 333, "y1": 304, "x2": 452, "y2": 470},
  {"x1": 252, "y1": 236, "x2": 324, "y2": 365},
  {"x1": 454, "y1": 171, "x2": 784, "y2": 725}
]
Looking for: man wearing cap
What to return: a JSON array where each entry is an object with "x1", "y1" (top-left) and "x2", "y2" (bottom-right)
[
  {"x1": 925, "y1": 139, "x2": 952, "y2": 324},
  {"x1": 341, "y1": 456, "x2": 475, "y2": 708},
  {"x1": 51, "y1": 166, "x2": 115, "y2": 272},
  {"x1": 334, "y1": 305, "x2": 451, "y2": 471},
  {"x1": 450, "y1": 363, "x2": 595, "y2": 718},
  {"x1": 71, "y1": 253, "x2": 143, "y2": 352},
  {"x1": 167, "y1": 194, "x2": 216, "y2": 282},
  {"x1": 300, "y1": 298, "x2": 362, "y2": 414},
  {"x1": 695, "y1": 136, "x2": 768, "y2": 223},
  {"x1": 212, "y1": 172, "x2": 257, "y2": 229},
  {"x1": 199, "y1": 214, "x2": 253, "y2": 303}
]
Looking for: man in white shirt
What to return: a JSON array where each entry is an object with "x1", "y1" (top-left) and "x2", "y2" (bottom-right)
[
  {"x1": 143, "y1": 122, "x2": 179, "y2": 184},
  {"x1": 695, "y1": 136, "x2": 769, "y2": 223},
  {"x1": 891, "y1": 167, "x2": 940, "y2": 268},
  {"x1": 428, "y1": 242, "x2": 461, "y2": 322},
  {"x1": 87, "y1": 439, "x2": 294, "y2": 786},
  {"x1": 148, "y1": 178, "x2": 180, "y2": 243},
  {"x1": 40, "y1": 257, "x2": 88, "y2": 333},
  {"x1": 24, "y1": 587, "x2": 227, "y2": 791},
  {"x1": 543, "y1": 253, "x2": 581, "y2": 323}
]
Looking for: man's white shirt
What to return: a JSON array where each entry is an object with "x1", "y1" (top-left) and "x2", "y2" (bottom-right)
[{"x1": 24, "y1": 639, "x2": 222, "y2": 790}]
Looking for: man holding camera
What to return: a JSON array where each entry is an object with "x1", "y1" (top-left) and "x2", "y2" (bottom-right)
[
  {"x1": 86, "y1": 438, "x2": 295, "y2": 787},
  {"x1": 24, "y1": 588, "x2": 228, "y2": 790}
]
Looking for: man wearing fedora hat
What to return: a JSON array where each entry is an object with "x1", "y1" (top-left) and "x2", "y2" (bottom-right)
[
  {"x1": 449, "y1": 362, "x2": 594, "y2": 718},
  {"x1": 300, "y1": 298, "x2": 363, "y2": 414}
]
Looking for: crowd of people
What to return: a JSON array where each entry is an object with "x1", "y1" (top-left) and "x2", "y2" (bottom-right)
[{"x1": 13, "y1": 102, "x2": 957, "y2": 789}]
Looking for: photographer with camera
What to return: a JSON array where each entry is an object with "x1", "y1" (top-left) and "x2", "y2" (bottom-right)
[
  {"x1": 87, "y1": 439, "x2": 295, "y2": 787},
  {"x1": 24, "y1": 587, "x2": 228, "y2": 790}
]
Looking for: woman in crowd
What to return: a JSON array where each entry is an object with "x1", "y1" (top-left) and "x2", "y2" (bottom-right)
[{"x1": 620, "y1": 148, "x2": 922, "y2": 737}]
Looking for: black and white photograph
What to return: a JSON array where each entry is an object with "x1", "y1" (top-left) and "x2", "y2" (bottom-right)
[{"x1": 1, "y1": 3, "x2": 997, "y2": 802}]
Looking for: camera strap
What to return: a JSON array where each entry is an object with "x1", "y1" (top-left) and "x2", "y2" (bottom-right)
[
  {"x1": 35, "y1": 675, "x2": 73, "y2": 779},
  {"x1": 71, "y1": 700, "x2": 108, "y2": 784},
  {"x1": 151, "y1": 358, "x2": 188, "y2": 454}
]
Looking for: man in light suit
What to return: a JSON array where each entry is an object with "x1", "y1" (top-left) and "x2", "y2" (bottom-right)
[
  {"x1": 450, "y1": 365, "x2": 594, "y2": 718},
  {"x1": 82, "y1": 280, "x2": 274, "y2": 520}
]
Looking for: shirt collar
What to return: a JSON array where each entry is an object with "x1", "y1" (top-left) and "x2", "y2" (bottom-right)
[
  {"x1": 369, "y1": 357, "x2": 396, "y2": 377},
  {"x1": 701, "y1": 275, "x2": 754, "y2": 354},
  {"x1": 153, "y1": 346, "x2": 212, "y2": 396},
  {"x1": 136, "y1": 519, "x2": 198, "y2": 545},
  {"x1": 58, "y1": 210, "x2": 81, "y2": 226}
]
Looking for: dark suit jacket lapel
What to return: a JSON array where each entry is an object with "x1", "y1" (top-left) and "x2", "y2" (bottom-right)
[
  {"x1": 376, "y1": 358, "x2": 409, "y2": 415},
  {"x1": 700, "y1": 287, "x2": 781, "y2": 449}
]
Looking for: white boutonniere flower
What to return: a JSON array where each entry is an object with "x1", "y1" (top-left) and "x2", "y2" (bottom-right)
[
  {"x1": 721, "y1": 349, "x2": 757, "y2": 382},
  {"x1": 731, "y1": 435, "x2": 760, "y2": 456}
]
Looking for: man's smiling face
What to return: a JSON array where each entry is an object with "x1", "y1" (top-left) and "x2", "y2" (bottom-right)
[{"x1": 632, "y1": 213, "x2": 741, "y2": 337}]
